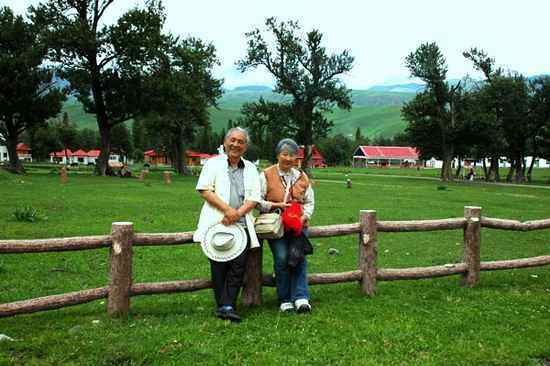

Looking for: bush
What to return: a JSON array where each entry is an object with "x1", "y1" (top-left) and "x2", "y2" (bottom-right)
[{"x1": 12, "y1": 206, "x2": 47, "y2": 222}]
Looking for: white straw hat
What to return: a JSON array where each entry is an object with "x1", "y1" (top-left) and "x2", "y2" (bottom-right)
[{"x1": 201, "y1": 223, "x2": 248, "y2": 262}]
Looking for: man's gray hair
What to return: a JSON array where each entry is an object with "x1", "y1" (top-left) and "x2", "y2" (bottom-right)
[
  {"x1": 275, "y1": 138, "x2": 299, "y2": 155},
  {"x1": 225, "y1": 127, "x2": 250, "y2": 144}
]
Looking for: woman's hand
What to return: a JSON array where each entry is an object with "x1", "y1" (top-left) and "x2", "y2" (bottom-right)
[{"x1": 271, "y1": 202, "x2": 291, "y2": 210}]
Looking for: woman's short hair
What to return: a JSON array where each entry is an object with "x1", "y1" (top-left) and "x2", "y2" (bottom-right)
[{"x1": 275, "y1": 138, "x2": 299, "y2": 155}]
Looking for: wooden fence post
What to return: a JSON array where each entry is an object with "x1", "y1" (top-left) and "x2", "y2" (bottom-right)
[
  {"x1": 242, "y1": 245, "x2": 263, "y2": 306},
  {"x1": 461, "y1": 206, "x2": 481, "y2": 287},
  {"x1": 163, "y1": 171, "x2": 172, "y2": 185},
  {"x1": 359, "y1": 210, "x2": 378, "y2": 296},
  {"x1": 60, "y1": 166, "x2": 68, "y2": 184},
  {"x1": 108, "y1": 222, "x2": 133, "y2": 318}
]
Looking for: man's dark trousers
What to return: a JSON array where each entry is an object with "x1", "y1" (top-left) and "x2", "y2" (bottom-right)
[{"x1": 209, "y1": 231, "x2": 250, "y2": 308}]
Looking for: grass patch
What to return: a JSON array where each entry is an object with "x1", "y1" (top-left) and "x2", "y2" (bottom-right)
[{"x1": 0, "y1": 171, "x2": 549, "y2": 365}]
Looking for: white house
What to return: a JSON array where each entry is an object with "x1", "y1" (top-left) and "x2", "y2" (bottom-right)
[
  {"x1": 0, "y1": 143, "x2": 32, "y2": 162},
  {"x1": 0, "y1": 145, "x2": 8, "y2": 162}
]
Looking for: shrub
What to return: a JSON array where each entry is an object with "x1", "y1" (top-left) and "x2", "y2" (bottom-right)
[{"x1": 12, "y1": 206, "x2": 47, "y2": 222}]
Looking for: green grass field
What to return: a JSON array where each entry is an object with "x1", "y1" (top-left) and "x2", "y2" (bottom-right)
[{"x1": 1, "y1": 167, "x2": 549, "y2": 365}]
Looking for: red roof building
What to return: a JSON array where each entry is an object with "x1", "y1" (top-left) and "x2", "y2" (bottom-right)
[
  {"x1": 353, "y1": 146, "x2": 420, "y2": 167},
  {"x1": 144, "y1": 149, "x2": 215, "y2": 166},
  {"x1": 295, "y1": 145, "x2": 326, "y2": 168},
  {"x1": 16, "y1": 143, "x2": 32, "y2": 161}
]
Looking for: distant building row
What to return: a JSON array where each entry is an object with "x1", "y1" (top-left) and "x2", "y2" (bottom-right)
[{"x1": 352, "y1": 146, "x2": 550, "y2": 169}]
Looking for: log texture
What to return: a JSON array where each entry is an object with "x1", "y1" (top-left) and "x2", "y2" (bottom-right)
[
  {"x1": 133, "y1": 232, "x2": 195, "y2": 246},
  {"x1": 359, "y1": 210, "x2": 377, "y2": 296},
  {"x1": 377, "y1": 263, "x2": 467, "y2": 281},
  {"x1": 481, "y1": 217, "x2": 550, "y2": 231},
  {"x1": 0, "y1": 287, "x2": 108, "y2": 318},
  {"x1": 480, "y1": 255, "x2": 550, "y2": 270},
  {"x1": 242, "y1": 245, "x2": 263, "y2": 306},
  {"x1": 0, "y1": 236, "x2": 111, "y2": 253},
  {"x1": 107, "y1": 222, "x2": 133, "y2": 318},
  {"x1": 131, "y1": 279, "x2": 212, "y2": 295},
  {"x1": 462, "y1": 206, "x2": 481, "y2": 287},
  {"x1": 377, "y1": 218, "x2": 466, "y2": 232},
  {"x1": 308, "y1": 223, "x2": 360, "y2": 237},
  {"x1": 261, "y1": 271, "x2": 362, "y2": 287}
]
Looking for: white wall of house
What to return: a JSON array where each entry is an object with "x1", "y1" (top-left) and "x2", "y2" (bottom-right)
[
  {"x1": 0, "y1": 145, "x2": 32, "y2": 162},
  {"x1": 0, "y1": 145, "x2": 8, "y2": 162}
]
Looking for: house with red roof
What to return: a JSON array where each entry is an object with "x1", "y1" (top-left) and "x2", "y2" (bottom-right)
[
  {"x1": 0, "y1": 143, "x2": 33, "y2": 162},
  {"x1": 49, "y1": 149, "x2": 122, "y2": 166},
  {"x1": 295, "y1": 145, "x2": 326, "y2": 168},
  {"x1": 352, "y1": 146, "x2": 420, "y2": 167},
  {"x1": 144, "y1": 149, "x2": 216, "y2": 166}
]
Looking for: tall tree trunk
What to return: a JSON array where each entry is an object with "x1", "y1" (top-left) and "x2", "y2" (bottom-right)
[
  {"x1": 172, "y1": 137, "x2": 190, "y2": 176},
  {"x1": 5, "y1": 133, "x2": 24, "y2": 174},
  {"x1": 95, "y1": 124, "x2": 111, "y2": 176},
  {"x1": 527, "y1": 156, "x2": 536, "y2": 183},
  {"x1": 301, "y1": 106, "x2": 314, "y2": 177},
  {"x1": 506, "y1": 158, "x2": 515, "y2": 183},
  {"x1": 482, "y1": 158, "x2": 488, "y2": 181},
  {"x1": 454, "y1": 157, "x2": 462, "y2": 179}
]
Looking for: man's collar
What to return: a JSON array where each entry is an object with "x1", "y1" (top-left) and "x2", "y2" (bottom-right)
[{"x1": 227, "y1": 157, "x2": 245, "y2": 169}]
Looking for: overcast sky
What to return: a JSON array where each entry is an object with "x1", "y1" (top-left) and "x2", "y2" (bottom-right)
[{"x1": 3, "y1": 0, "x2": 549, "y2": 89}]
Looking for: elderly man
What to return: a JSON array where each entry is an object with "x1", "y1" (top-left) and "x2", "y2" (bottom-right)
[{"x1": 193, "y1": 127, "x2": 261, "y2": 322}]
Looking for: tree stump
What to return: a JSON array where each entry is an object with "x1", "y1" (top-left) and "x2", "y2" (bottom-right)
[
  {"x1": 359, "y1": 210, "x2": 377, "y2": 296},
  {"x1": 461, "y1": 206, "x2": 481, "y2": 287},
  {"x1": 60, "y1": 167, "x2": 68, "y2": 184},
  {"x1": 163, "y1": 171, "x2": 172, "y2": 185},
  {"x1": 242, "y1": 245, "x2": 263, "y2": 306},
  {"x1": 108, "y1": 222, "x2": 133, "y2": 318},
  {"x1": 138, "y1": 170, "x2": 147, "y2": 181}
]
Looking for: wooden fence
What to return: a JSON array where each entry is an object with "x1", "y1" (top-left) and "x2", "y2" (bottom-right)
[{"x1": 1, "y1": 206, "x2": 550, "y2": 319}]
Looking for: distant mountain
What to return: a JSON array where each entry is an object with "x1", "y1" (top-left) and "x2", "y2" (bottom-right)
[
  {"x1": 367, "y1": 83, "x2": 425, "y2": 94},
  {"x1": 231, "y1": 85, "x2": 272, "y2": 92}
]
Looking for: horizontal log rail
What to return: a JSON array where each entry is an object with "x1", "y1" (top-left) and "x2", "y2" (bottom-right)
[
  {"x1": 377, "y1": 218, "x2": 466, "y2": 232},
  {"x1": 1, "y1": 206, "x2": 549, "y2": 319},
  {"x1": 480, "y1": 217, "x2": 550, "y2": 231},
  {"x1": 0, "y1": 287, "x2": 108, "y2": 318}
]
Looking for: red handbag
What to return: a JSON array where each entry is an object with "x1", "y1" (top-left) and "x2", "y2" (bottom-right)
[{"x1": 281, "y1": 202, "x2": 303, "y2": 235}]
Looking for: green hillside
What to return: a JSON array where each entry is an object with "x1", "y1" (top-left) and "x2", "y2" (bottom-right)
[{"x1": 66, "y1": 89, "x2": 413, "y2": 139}]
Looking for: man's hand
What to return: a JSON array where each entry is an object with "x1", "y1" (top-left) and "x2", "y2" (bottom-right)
[{"x1": 222, "y1": 207, "x2": 241, "y2": 225}]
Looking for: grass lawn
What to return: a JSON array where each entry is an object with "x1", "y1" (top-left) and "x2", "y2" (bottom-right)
[{"x1": 1, "y1": 168, "x2": 549, "y2": 365}]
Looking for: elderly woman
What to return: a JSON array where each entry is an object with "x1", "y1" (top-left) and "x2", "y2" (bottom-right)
[{"x1": 259, "y1": 138, "x2": 315, "y2": 313}]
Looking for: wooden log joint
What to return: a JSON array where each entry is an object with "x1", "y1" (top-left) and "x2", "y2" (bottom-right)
[
  {"x1": 108, "y1": 222, "x2": 134, "y2": 318},
  {"x1": 359, "y1": 210, "x2": 378, "y2": 296},
  {"x1": 461, "y1": 206, "x2": 481, "y2": 287}
]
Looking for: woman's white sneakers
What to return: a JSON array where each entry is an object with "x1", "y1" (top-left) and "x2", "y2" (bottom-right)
[
  {"x1": 280, "y1": 299, "x2": 312, "y2": 313},
  {"x1": 295, "y1": 299, "x2": 311, "y2": 313},
  {"x1": 280, "y1": 302, "x2": 294, "y2": 312}
]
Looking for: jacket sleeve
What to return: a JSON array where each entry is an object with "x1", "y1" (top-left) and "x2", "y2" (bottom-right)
[
  {"x1": 303, "y1": 185, "x2": 315, "y2": 219},
  {"x1": 196, "y1": 158, "x2": 216, "y2": 191},
  {"x1": 245, "y1": 163, "x2": 262, "y2": 203}
]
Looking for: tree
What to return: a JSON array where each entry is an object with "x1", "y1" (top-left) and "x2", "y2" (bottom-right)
[
  {"x1": 54, "y1": 112, "x2": 78, "y2": 164},
  {"x1": 237, "y1": 17, "x2": 354, "y2": 175},
  {"x1": 317, "y1": 134, "x2": 353, "y2": 166},
  {"x1": 144, "y1": 37, "x2": 222, "y2": 175},
  {"x1": 526, "y1": 76, "x2": 550, "y2": 182},
  {"x1": 78, "y1": 128, "x2": 100, "y2": 151},
  {"x1": 0, "y1": 6, "x2": 65, "y2": 173},
  {"x1": 28, "y1": 124, "x2": 61, "y2": 162},
  {"x1": 132, "y1": 117, "x2": 147, "y2": 152},
  {"x1": 237, "y1": 98, "x2": 297, "y2": 161},
  {"x1": 31, "y1": 0, "x2": 168, "y2": 175},
  {"x1": 403, "y1": 42, "x2": 463, "y2": 181},
  {"x1": 110, "y1": 123, "x2": 133, "y2": 162}
]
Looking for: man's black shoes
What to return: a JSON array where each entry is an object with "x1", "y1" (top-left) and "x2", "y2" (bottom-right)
[{"x1": 215, "y1": 306, "x2": 241, "y2": 323}]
